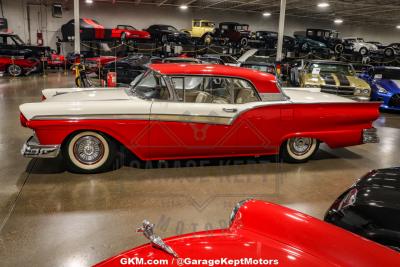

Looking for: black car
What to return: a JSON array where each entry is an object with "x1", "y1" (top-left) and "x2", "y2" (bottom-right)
[
  {"x1": 325, "y1": 168, "x2": 400, "y2": 252},
  {"x1": 293, "y1": 35, "x2": 331, "y2": 56},
  {"x1": 305, "y1": 29, "x2": 344, "y2": 54},
  {"x1": 61, "y1": 18, "x2": 112, "y2": 41},
  {"x1": 197, "y1": 54, "x2": 239, "y2": 66},
  {"x1": 145, "y1": 24, "x2": 191, "y2": 44},
  {"x1": 252, "y1": 31, "x2": 295, "y2": 51},
  {"x1": 0, "y1": 33, "x2": 50, "y2": 61},
  {"x1": 101, "y1": 55, "x2": 161, "y2": 86},
  {"x1": 367, "y1": 41, "x2": 400, "y2": 57}
]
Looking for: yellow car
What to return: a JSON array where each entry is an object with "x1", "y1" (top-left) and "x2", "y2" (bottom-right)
[
  {"x1": 298, "y1": 60, "x2": 371, "y2": 100},
  {"x1": 182, "y1": 19, "x2": 215, "y2": 44}
]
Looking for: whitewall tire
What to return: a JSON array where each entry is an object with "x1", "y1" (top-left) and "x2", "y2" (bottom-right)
[
  {"x1": 63, "y1": 131, "x2": 117, "y2": 173},
  {"x1": 281, "y1": 137, "x2": 319, "y2": 163}
]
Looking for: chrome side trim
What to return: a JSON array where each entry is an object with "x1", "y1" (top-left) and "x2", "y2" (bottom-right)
[
  {"x1": 150, "y1": 114, "x2": 231, "y2": 125},
  {"x1": 21, "y1": 135, "x2": 60, "y2": 158},
  {"x1": 259, "y1": 93, "x2": 287, "y2": 101},
  {"x1": 32, "y1": 114, "x2": 150, "y2": 121},
  {"x1": 363, "y1": 128, "x2": 379, "y2": 144}
]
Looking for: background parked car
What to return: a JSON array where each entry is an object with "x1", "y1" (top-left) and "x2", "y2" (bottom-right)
[
  {"x1": 0, "y1": 57, "x2": 39, "y2": 76},
  {"x1": 111, "y1": 25, "x2": 151, "y2": 42},
  {"x1": 359, "y1": 66, "x2": 400, "y2": 111},
  {"x1": 325, "y1": 167, "x2": 400, "y2": 252},
  {"x1": 213, "y1": 22, "x2": 251, "y2": 47},
  {"x1": 198, "y1": 54, "x2": 239, "y2": 66},
  {"x1": 294, "y1": 35, "x2": 331, "y2": 56},
  {"x1": 343, "y1": 37, "x2": 378, "y2": 56},
  {"x1": 367, "y1": 41, "x2": 400, "y2": 57},
  {"x1": 305, "y1": 28, "x2": 344, "y2": 54},
  {"x1": 0, "y1": 32, "x2": 50, "y2": 64},
  {"x1": 61, "y1": 18, "x2": 112, "y2": 41},
  {"x1": 145, "y1": 24, "x2": 192, "y2": 44},
  {"x1": 251, "y1": 31, "x2": 295, "y2": 51},
  {"x1": 181, "y1": 19, "x2": 215, "y2": 44}
]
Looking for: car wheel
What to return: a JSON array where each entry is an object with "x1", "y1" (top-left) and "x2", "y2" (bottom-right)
[
  {"x1": 359, "y1": 47, "x2": 368, "y2": 56},
  {"x1": 240, "y1": 38, "x2": 248, "y2": 47},
  {"x1": 384, "y1": 48, "x2": 394, "y2": 57},
  {"x1": 281, "y1": 137, "x2": 319, "y2": 163},
  {"x1": 121, "y1": 32, "x2": 127, "y2": 42},
  {"x1": 7, "y1": 64, "x2": 22, "y2": 77},
  {"x1": 334, "y1": 43, "x2": 344, "y2": 54},
  {"x1": 161, "y1": 34, "x2": 168, "y2": 44},
  {"x1": 63, "y1": 131, "x2": 117, "y2": 173},
  {"x1": 301, "y1": 42, "x2": 309, "y2": 52},
  {"x1": 203, "y1": 34, "x2": 212, "y2": 45}
]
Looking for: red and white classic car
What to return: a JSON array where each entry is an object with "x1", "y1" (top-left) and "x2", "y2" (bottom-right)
[
  {"x1": 19, "y1": 64, "x2": 380, "y2": 173},
  {"x1": 94, "y1": 200, "x2": 400, "y2": 266}
]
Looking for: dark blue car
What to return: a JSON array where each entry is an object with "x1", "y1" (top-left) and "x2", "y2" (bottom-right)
[{"x1": 359, "y1": 66, "x2": 400, "y2": 111}]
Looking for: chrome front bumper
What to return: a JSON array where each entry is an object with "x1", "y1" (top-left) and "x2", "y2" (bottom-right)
[
  {"x1": 21, "y1": 135, "x2": 60, "y2": 158},
  {"x1": 363, "y1": 128, "x2": 379, "y2": 144}
]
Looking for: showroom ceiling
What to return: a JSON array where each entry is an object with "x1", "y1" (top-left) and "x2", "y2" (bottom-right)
[{"x1": 65, "y1": 0, "x2": 400, "y2": 27}]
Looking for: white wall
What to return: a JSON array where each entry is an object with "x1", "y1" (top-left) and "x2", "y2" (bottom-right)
[{"x1": 2, "y1": 0, "x2": 399, "y2": 50}]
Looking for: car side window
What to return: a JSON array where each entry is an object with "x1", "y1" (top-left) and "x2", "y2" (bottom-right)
[
  {"x1": 170, "y1": 76, "x2": 259, "y2": 104},
  {"x1": 134, "y1": 72, "x2": 170, "y2": 100},
  {"x1": 194, "y1": 22, "x2": 201, "y2": 27}
]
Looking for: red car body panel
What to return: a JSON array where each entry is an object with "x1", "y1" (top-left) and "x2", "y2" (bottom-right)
[
  {"x1": 47, "y1": 54, "x2": 65, "y2": 67},
  {"x1": 82, "y1": 18, "x2": 106, "y2": 39},
  {"x1": 25, "y1": 101, "x2": 379, "y2": 161},
  {"x1": 95, "y1": 200, "x2": 400, "y2": 267},
  {"x1": 0, "y1": 57, "x2": 38, "y2": 73}
]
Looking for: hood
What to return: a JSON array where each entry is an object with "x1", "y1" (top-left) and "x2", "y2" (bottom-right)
[
  {"x1": 377, "y1": 79, "x2": 400, "y2": 93},
  {"x1": 45, "y1": 88, "x2": 130, "y2": 102},
  {"x1": 306, "y1": 38, "x2": 327, "y2": 47},
  {"x1": 95, "y1": 200, "x2": 400, "y2": 267},
  {"x1": 304, "y1": 73, "x2": 370, "y2": 88}
]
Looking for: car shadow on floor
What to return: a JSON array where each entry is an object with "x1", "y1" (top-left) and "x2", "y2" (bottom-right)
[{"x1": 25, "y1": 146, "x2": 361, "y2": 175}]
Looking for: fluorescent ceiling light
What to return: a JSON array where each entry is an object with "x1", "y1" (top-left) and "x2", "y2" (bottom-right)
[
  {"x1": 85, "y1": 0, "x2": 93, "y2": 4},
  {"x1": 397, "y1": 25, "x2": 400, "y2": 29},
  {"x1": 317, "y1": 3, "x2": 330, "y2": 8},
  {"x1": 180, "y1": 5, "x2": 188, "y2": 10},
  {"x1": 263, "y1": 12, "x2": 271, "y2": 17},
  {"x1": 334, "y1": 19, "x2": 343, "y2": 24}
]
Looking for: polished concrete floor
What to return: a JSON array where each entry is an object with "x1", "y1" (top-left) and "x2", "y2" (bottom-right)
[{"x1": 0, "y1": 72, "x2": 399, "y2": 266}]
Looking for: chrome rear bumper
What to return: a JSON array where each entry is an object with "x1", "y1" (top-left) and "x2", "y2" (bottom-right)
[
  {"x1": 21, "y1": 135, "x2": 60, "y2": 158},
  {"x1": 363, "y1": 128, "x2": 379, "y2": 144}
]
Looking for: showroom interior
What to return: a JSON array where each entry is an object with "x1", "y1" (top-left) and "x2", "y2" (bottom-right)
[{"x1": 0, "y1": 0, "x2": 400, "y2": 266}]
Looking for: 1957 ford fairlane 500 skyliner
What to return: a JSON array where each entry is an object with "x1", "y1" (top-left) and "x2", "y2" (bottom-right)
[{"x1": 19, "y1": 64, "x2": 380, "y2": 173}]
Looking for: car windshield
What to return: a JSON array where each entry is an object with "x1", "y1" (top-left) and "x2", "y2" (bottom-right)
[
  {"x1": 357, "y1": 38, "x2": 365, "y2": 42},
  {"x1": 375, "y1": 68, "x2": 400, "y2": 80},
  {"x1": 161, "y1": 25, "x2": 178, "y2": 31},
  {"x1": 202, "y1": 22, "x2": 215, "y2": 27},
  {"x1": 309, "y1": 63, "x2": 354, "y2": 75},
  {"x1": 11, "y1": 35, "x2": 25, "y2": 45},
  {"x1": 236, "y1": 25, "x2": 249, "y2": 31},
  {"x1": 129, "y1": 71, "x2": 169, "y2": 100}
]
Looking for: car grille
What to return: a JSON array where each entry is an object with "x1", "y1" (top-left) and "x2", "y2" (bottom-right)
[
  {"x1": 321, "y1": 85, "x2": 355, "y2": 96},
  {"x1": 388, "y1": 94, "x2": 400, "y2": 107}
]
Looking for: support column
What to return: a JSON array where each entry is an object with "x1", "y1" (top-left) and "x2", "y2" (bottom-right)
[
  {"x1": 276, "y1": 0, "x2": 287, "y2": 62},
  {"x1": 74, "y1": 0, "x2": 80, "y2": 54}
]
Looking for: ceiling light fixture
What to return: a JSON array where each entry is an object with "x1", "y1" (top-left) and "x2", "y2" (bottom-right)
[
  {"x1": 317, "y1": 3, "x2": 330, "y2": 8},
  {"x1": 263, "y1": 12, "x2": 271, "y2": 17},
  {"x1": 180, "y1": 5, "x2": 188, "y2": 10},
  {"x1": 85, "y1": 0, "x2": 93, "y2": 4},
  {"x1": 397, "y1": 25, "x2": 400, "y2": 29},
  {"x1": 334, "y1": 19, "x2": 343, "y2": 24}
]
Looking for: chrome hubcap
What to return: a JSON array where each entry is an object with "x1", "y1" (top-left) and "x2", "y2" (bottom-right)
[
  {"x1": 9, "y1": 65, "x2": 21, "y2": 76},
  {"x1": 289, "y1": 137, "x2": 313, "y2": 156},
  {"x1": 73, "y1": 136, "x2": 104, "y2": 165}
]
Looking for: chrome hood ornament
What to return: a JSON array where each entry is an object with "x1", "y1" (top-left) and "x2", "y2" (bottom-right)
[{"x1": 137, "y1": 220, "x2": 179, "y2": 258}]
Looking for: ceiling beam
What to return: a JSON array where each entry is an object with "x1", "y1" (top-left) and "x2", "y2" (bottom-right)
[{"x1": 158, "y1": 0, "x2": 168, "y2": 7}]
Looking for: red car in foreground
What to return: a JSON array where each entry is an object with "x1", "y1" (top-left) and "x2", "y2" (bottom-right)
[
  {"x1": 111, "y1": 25, "x2": 151, "y2": 41},
  {"x1": 95, "y1": 200, "x2": 400, "y2": 266},
  {"x1": 0, "y1": 57, "x2": 39, "y2": 76},
  {"x1": 20, "y1": 64, "x2": 379, "y2": 173}
]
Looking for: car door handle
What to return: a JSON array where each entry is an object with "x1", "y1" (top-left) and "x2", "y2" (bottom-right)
[{"x1": 222, "y1": 108, "x2": 238, "y2": 113}]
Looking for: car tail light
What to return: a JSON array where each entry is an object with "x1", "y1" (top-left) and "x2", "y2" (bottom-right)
[{"x1": 20, "y1": 113, "x2": 28, "y2": 127}]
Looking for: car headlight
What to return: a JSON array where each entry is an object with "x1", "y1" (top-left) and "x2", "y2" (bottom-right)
[
  {"x1": 362, "y1": 89, "x2": 370, "y2": 95},
  {"x1": 355, "y1": 89, "x2": 362, "y2": 94},
  {"x1": 305, "y1": 84, "x2": 319, "y2": 88},
  {"x1": 376, "y1": 84, "x2": 388, "y2": 94}
]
